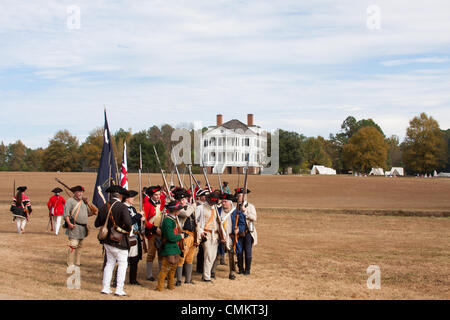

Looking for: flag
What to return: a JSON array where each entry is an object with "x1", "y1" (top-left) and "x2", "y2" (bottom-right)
[
  {"x1": 120, "y1": 141, "x2": 129, "y2": 190},
  {"x1": 93, "y1": 109, "x2": 119, "y2": 208}
]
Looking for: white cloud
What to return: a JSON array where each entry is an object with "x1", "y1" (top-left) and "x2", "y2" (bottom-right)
[{"x1": 381, "y1": 57, "x2": 449, "y2": 66}]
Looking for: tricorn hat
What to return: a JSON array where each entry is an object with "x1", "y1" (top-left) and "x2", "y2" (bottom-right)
[
  {"x1": 70, "y1": 185, "x2": 85, "y2": 192},
  {"x1": 234, "y1": 188, "x2": 251, "y2": 195},
  {"x1": 146, "y1": 185, "x2": 162, "y2": 196},
  {"x1": 173, "y1": 189, "x2": 190, "y2": 200},
  {"x1": 206, "y1": 191, "x2": 220, "y2": 204},
  {"x1": 220, "y1": 192, "x2": 236, "y2": 202},
  {"x1": 17, "y1": 186, "x2": 27, "y2": 192},
  {"x1": 105, "y1": 185, "x2": 127, "y2": 194},
  {"x1": 165, "y1": 200, "x2": 183, "y2": 212},
  {"x1": 51, "y1": 187, "x2": 63, "y2": 194},
  {"x1": 123, "y1": 190, "x2": 139, "y2": 199},
  {"x1": 196, "y1": 188, "x2": 209, "y2": 197}
]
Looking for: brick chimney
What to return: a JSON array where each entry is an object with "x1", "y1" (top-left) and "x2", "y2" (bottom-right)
[
  {"x1": 217, "y1": 114, "x2": 223, "y2": 126},
  {"x1": 247, "y1": 114, "x2": 254, "y2": 126}
]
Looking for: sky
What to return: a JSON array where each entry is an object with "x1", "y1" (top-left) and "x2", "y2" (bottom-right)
[{"x1": 1, "y1": 0, "x2": 450, "y2": 149}]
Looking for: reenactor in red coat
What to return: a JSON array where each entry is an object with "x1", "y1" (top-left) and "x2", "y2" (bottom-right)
[
  {"x1": 47, "y1": 187, "x2": 66, "y2": 235},
  {"x1": 144, "y1": 185, "x2": 165, "y2": 281}
]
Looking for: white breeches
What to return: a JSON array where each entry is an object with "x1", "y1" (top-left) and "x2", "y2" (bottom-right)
[
  {"x1": 53, "y1": 216, "x2": 62, "y2": 235},
  {"x1": 16, "y1": 218, "x2": 27, "y2": 234},
  {"x1": 102, "y1": 244, "x2": 129, "y2": 293}
]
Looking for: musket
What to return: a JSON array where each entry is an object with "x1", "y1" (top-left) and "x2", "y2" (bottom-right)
[
  {"x1": 153, "y1": 145, "x2": 173, "y2": 201},
  {"x1": 171, "y1": 148, "x2": 184, "y2": 188},
  {"x1": 188, "y1": 165, "x2": 195, "y2": 204},
  {"x1": 189, "y1": 170, "x2": 201, "y2": 189},
  {"x1": 138, "y1": 145, "x2": 148, "y2": 254},
  {"x1": 188, "y1": 165, "x2": 199, "y2": 246},
  {"x1": 55, "y1": 178, "x2": 98, "y2": 215},
  {"x1": 235, "y1": 159, "x2": 250, "y2": 252},
  {"x1": 217, "y1": 171, "x2": 223, "y2": 193},
  {"x1": 201, "y1": 161, "x2": 226, "y2": 242},
  {"x1": 175, "y1": 165, "x2": 184, "y2": 188}
]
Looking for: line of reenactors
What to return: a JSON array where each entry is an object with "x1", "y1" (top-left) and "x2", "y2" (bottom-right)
[{"x1": 9, "y1": 181, "x2": 257, "y2": 296}]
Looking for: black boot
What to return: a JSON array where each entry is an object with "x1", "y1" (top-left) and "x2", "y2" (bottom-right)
[
  {"x1": 129, "y1": 260, "x2": 140, "y2": 284},
  {"x1": 244, "y1": 257, "x2": 252, "y2": 275},
  {"x1": 196, "y1": 246, "x2": 204, "y2": 274},
  {"x1": 237, "y1": 254, "x2": 244, "y2": 274}
]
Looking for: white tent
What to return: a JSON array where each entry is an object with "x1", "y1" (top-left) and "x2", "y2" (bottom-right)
[
  {"x1": 385, "y1": 167, "x2": 404, "y2": 176},
  {"x1": 311, "y1": 165, "x2": 336, "y2": 175},
  {"x1": 369, "y1": 168, "x2": 384, "y2": 176},
  {"x1": 437, "y1": 172, "x2": 450, "y2": 177}
]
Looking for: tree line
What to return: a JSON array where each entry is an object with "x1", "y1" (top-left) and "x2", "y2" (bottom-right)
[
  {"x1": 278, "y1": 113, "x2": 449, "y2": 175},
  {"x1": 0, "y1": 113, "x2": 449, "y2": 175}
]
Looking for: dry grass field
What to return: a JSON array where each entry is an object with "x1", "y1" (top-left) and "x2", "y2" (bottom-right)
[{"x1": 0, "y1": 172, "x2": 449, "y2": 300}]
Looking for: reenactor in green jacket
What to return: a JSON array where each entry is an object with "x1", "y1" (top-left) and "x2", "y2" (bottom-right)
[{"x1": 156, "y1": 200, "x2": 187, "y2": 291}]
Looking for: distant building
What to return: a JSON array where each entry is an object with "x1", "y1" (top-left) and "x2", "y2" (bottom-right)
[{"x1": 201, "y1": 114, "x2": 267, "y2": 174}]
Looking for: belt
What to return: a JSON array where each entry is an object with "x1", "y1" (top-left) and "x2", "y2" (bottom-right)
[
  {"x1": 75, "y1": 222, "x2": 87, "y2": 227},
  {"x1": 183, "y1": 230, "x2": 194, "y2": 236},
  {"x1": 204, "y1": 229, "x2": 218, "y2": 234}
]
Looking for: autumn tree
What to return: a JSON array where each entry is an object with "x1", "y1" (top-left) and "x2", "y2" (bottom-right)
[
  {"x1": 442, "y1": 129, "x2": 450, "y2": 171},
  {"x1": 79, "y1": 127, "x2": 104, "y2": 170},
  {"x1": 0, "y1": 142, "x2": 7, "y2": 170},
  {"x1": 402, "y1": 113, "x2": 448, "y2": 173},
  {"x1": 342, "y1": 126, "x2": 389, "y2": 173},
  {"x1": 329, "y1": 116, "x2": 384, "y2": 173},
  {"x1": 148, "y1": 125, "x2": 162, "y2": 144},
  {"x1": 24, "y1": 148, "x2": 44, "y2": 171},
  {"x1": 386, "y1": 135, "x2": 402, "y2": 168},
  {"x1": 114, "y1": 128, "x2": 132, "y2": 166},
  {"x1": 302, "y1": 136, "x2": 332, "y2": 169},
  {"x1": 42, "y1": 130, "x2": 81, "y2": 171},
  {"x1": 7, "y1": 140, "x2": 27, "y2": 171}
]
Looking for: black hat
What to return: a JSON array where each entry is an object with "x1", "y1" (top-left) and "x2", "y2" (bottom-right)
[
  {"x1": 17, "y1": 186, "x2": 27, "y2": 192},
  {"x1": 223, "y1": 181, "x2": 229, "y2": 186},
  {"x1": 123, "y1": 190, "x2": 139, "y2": 199},
  {"x1": 105, "y1": 185, "x2": 127, "y2": 194},
  {"x1": 52, "y1": 187, "x2": 63, "y2": 193},
  {"x1": 206, "y1": 191, "x2": 220, "y2": 204},
  {"x1": 70, "y1": 185, "x2": 85, "y2": 192},
  {"x1": 196, "y1": 188, "x2": 209, "y2": 197},
  {"x1": 234, "y1": 188, "x2": 251, "y2": 195},
  {"x1": 220, "y1": 193, "x2": 236, "y2": 202},
  {"x1": 173, "y1": 189, "x2": 190, "y2": 200},
  {"x1": 146, "y1": 185, "x2": 162, "y2": 196},
  {"x1": 165, "y1": 200, "x2": 183, "y2": 212}
]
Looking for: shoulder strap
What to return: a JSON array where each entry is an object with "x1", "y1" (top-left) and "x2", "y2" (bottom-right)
[
  {"x1": 70, "y1": 201, "x2": 83, "y2": 224},
  {"x1": 103, "y1": 201, "x2": 117, "y2": 227}
]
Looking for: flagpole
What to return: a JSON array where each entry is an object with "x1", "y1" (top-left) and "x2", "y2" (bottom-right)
[{"x1": 139, "y1": 144, "x2": 142, "y2": 212}]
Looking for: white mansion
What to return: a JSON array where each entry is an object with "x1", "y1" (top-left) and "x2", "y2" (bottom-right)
[{"x1": 201, "y1": 114, "x2": 267, "y2": 174}]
